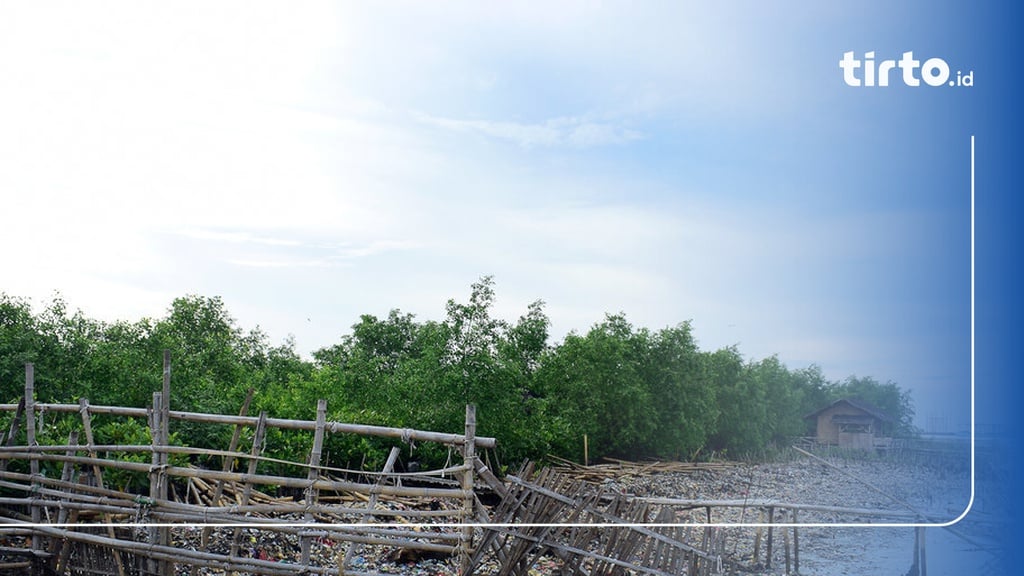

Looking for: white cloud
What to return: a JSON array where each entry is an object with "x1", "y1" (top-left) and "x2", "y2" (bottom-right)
[{"x1": 416, "y1": 113, "x2": 642, "y2": 149}]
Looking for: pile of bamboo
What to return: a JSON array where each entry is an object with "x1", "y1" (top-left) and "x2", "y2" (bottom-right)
[
  {"x1": 547, "y1": 455, "x2": 736, "y2": 483},
  {"x1": 470, "y1": 464, "x2": 729, "y2": 576}
]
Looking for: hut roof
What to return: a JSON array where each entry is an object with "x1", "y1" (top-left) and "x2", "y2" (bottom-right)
[{"x1": 803, "y1": 398, "x2": 896, "y2": 423}]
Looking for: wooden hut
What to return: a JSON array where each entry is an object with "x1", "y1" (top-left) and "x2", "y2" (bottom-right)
[{"x1": 804, "y1": 398, "x2": 895, "y2": 450}]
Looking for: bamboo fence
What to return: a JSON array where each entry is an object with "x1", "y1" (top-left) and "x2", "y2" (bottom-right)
[
  {"x1": 0, "y1": 360, "x2": 496, "y2": 576},
  {"x1": 0, "y1": 359, "x2": 966, "y2": 576}
]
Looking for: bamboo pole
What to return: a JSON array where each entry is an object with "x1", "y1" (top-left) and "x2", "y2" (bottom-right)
[
  {"x1": 2, "y1": 519, "x2": 337, "y2": 576},
  {"x1": 24, "y1": 364, "x2": 42, "y2": 555},
  {"x1": 48, "y1": 430, "x2": 79, "y2": 572},
  {"x1": 210, "y1": 388, "x2": 254, "y2": 506},
  {"x1": 503, "y1": 474, "x2": 719, "y2": 561},
  {"x1": 301, "y1": 399, "x2": 328, "y2": 567},
  {"x1": 783, "y1": 508, "x2": 791, "y2": 575},
  {"x1": 912, "y1": 526, "x2": 928, "y2": 576},
  {"x1": 0, "y1": 451, "x2": 468, "y2": 500},
  {"x1": 148, "y1": 391, "x2": 164, "y2": 576},
  {"x1": 640, "y1": 497, "x2": 920, "y2": 519},
  {"x1": 343, "y1": 445, "x2": 400, "y2": 570},
  {"x1": 159, "y1": 350, "x2": 173, "y2": 575},
  {"x1": 0, "y1": 402, "x2": 497, "y2": 449},
  {"x1": 583, "y1": 434, "x2": 588, "y2": 467},
  {"x1": 0, "y1": 492, "x2": 460, "y2": 527},
  {"x1": 793, "y1": 508, "x2": 799, "y2": 575},
  {"x1": 229, "y1": 411, "x2": 267, "y2": 563},
  {"x1": 752, "y1": 508, "x2": 762, "y2": 564},
  {"x1": 205, "y1": 389, "x2": 255, "y2": 566},
  {"x1": 79, "y1": 397, "x2": 130, "y2": 576},
  {"x1": 460, "y1": 404, "x2": 476, "y2": 575},
  {"x1": 2, "y1": 397, "x2": 25, "y2": 452}
]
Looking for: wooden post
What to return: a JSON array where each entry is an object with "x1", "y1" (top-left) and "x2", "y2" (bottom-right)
[
  {"x1": 765, "y1": 506, "x2": 774, "y2": 570},
  {"x1": 460, "y1": 404, "x2": 477, "y2": 576},
  {"x1": 300, "y1": 399, "x2": 328, "y2": 567}
]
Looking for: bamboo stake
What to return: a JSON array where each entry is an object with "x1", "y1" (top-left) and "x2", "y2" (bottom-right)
[
  {"x1": 783, "y1": 508, "x2": 791, "y2": 575},
  {"x1": 911, "y1": 526, "x2": 927, "y2": 576},
  {"x1": 583, "y1": 433, "x2": 588, "y2": 467},
  {"x1": 159, "y1": 350, "x2": 173, "y2": 575},
  {"x1": 793, "y1": 508, "x2": 799, "y2": 575},
  {"x1": 752, "y1": 508, "x2": 762, "y2": 564},
  {"x1": 300, "y1": 399, "x2": 327, "y2": 567},
  {"x1": 460, "y1": 404, "x2": 476, "y2": 575},
  {"x1": 148, "y1": 391, "x2": 164, "y2": 576},
  {"x1": 24, "y1": 364, "x2": 41, "y2": 554}
]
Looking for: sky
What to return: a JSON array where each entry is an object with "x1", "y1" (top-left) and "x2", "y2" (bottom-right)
[{"x1": 0, "y1": 1, "x2": 985, "y2": 434}]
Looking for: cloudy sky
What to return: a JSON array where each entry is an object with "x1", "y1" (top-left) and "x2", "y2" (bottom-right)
[{"x1": 1, "y1": 2, "x2": 985, "y2": 432}]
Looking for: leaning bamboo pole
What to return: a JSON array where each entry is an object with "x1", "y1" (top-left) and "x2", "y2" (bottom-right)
[
  {"x1": 343, "y1": 446, "x2": 400, "y2": 571},
  {"x1": 79, "y1": 397, "x2": 130, "y2": 576},
  {"x1": 229, "y1": 410, "x2": 268, "y2": 563}
]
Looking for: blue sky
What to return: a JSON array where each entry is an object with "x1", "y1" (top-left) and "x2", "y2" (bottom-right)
[{"x1": 0, "y1": 2, "x2": 983, "y2": 433}]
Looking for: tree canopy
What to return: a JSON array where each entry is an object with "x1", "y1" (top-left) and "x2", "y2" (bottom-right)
[{"x1": 0, "y1": 279, "x2": 918, "y2": 469}]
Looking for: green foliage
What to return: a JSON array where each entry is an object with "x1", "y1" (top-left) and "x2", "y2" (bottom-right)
[
  {"x1": 92, "y1": 417, "x2": 157, "y2": 492},
  {"x1": 0, "y1": 282, "x2": 919, "y2": 471}
]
